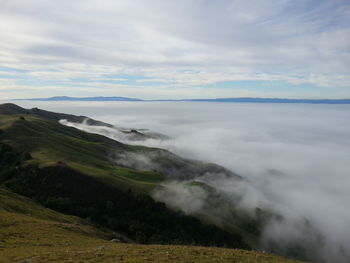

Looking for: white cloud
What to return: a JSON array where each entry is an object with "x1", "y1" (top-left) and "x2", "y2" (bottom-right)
[{"x1": 0, "y1": 0, "x2": 349, "y2": 98}]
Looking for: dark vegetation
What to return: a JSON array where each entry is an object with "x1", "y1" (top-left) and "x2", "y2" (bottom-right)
[
  {"x1": 0, "y1": 186, "x2": 303, "y2": 263},
  {"x1": 0, "y1": 143, "x2": 247, "y2": 248}
]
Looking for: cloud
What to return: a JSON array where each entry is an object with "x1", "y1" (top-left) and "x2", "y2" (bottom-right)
[{"x1": 0, "y1": 0, "x2": 349, "y2": 98}]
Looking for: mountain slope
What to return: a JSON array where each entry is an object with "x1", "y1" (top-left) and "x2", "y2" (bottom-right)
[
  {"x1": 0, "y1": 103, "x2": 246, "y2": 248},
  {"x1": 0, "y1": 187, "x2": 305, "y2": 263},
  {"x1": 0, "y1": 103, "x2": 237, "y2": 185}
]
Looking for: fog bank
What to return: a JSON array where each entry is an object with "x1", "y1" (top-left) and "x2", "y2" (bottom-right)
[{"x1": 10, "y1": 101, "x2": 350, "y2": 262}]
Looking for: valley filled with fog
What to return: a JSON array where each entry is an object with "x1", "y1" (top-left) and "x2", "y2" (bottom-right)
[{"x1": 9, "y1": 101, "x2": 350, "y2": 262}]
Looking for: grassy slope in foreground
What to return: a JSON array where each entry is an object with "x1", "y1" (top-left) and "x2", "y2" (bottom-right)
[{"x1": 0, "y1": 187, "x2": 305, "y2": 263}]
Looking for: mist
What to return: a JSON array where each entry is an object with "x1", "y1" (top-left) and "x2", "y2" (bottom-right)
[{"x1": 10, "y1": 100, "x2": 350, "y2": 262}]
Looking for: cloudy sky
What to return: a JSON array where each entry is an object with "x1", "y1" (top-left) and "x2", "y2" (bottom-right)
[{"x1": 1, "y1": 0, "x2": 350, "y2": 99}]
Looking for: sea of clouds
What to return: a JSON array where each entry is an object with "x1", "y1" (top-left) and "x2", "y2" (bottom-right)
[{"x1": 10, "y1": 100, "x2": 350, "y2": 262}]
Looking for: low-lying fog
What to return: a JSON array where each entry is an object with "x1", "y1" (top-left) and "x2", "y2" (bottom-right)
[{"x1": 10, "y1": 101, "x2": 350, "y2": 262}]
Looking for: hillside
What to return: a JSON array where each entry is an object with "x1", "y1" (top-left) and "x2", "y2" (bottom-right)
[
  {"x1": 0, "y1": 103, "x2": 307, "y2": 262},
  {"x1": 0, "y1": 187, "x2": 305, "y2": 263},
  {"x1": 0, "y1": 103, "x2": 246, "y2": 247}
]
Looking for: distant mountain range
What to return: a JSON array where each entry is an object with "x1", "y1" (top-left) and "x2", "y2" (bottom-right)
[{"x1": 15, "y1": 96, "x2": 350, "y2": 104}]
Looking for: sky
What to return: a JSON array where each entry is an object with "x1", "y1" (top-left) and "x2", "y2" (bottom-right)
[{"x1": 0, "y1": 0, "x2": 350, "y2": 99}]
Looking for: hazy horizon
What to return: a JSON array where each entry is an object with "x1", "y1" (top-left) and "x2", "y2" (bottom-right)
[{"x1": 8, "y1": 95, "x2": 350, "y2": 101}]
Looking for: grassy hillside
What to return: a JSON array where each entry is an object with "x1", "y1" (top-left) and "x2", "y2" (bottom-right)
[
  {"x1": 0, "y1": 112, "x2": 162, "y2": 193},
  {"x1": 0, "y1": 103, "x2": 238, "y2": 190},
  {"x1": 0, "y1": 187, "x2": 305, "y2": 263}
]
